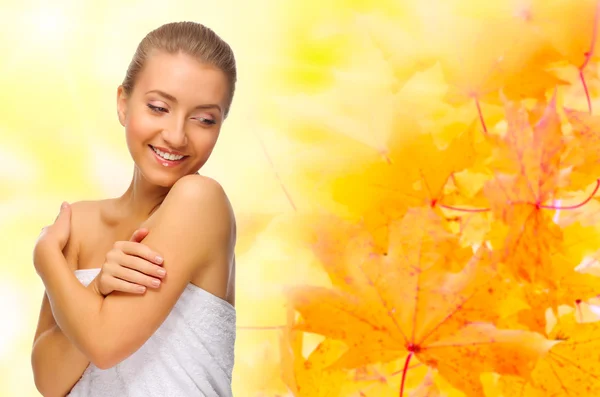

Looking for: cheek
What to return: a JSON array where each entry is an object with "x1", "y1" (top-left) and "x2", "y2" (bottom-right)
[
  {"x1": 125, "y1": 111, "x2": 156, "y2": 146},
  {"x1": 190, "y1": 131, "x2": 221, "y2": 158}
]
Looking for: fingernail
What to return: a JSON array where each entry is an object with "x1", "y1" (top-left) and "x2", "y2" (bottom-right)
[
  {"x1": 155, "y1": 256, "x2": 163, "y2": 264},
  {"x1": 157, "y1": 268, "x2": 166, "y2": 276},
  {"x1": 152, "y1": 279, "x2": 161, "y2": 287},
  {"x1": 61, "y1": 202, "x2": 68, "y2": 210}
]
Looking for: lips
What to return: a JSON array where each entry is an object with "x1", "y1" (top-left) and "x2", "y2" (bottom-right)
[
  {"x1": 150, "y1": 145, "x2": 187, "y2": 157},
  {"x1": 149, "y1": 145, "x2": 188, "y2": 167}
]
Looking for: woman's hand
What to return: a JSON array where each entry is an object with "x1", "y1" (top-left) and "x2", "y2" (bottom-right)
[
  {"x1": 34, "y1": 202, "x2": 72, "y2": 275},
  {"x1": 95, "y1": 228, "x2": 166, "y2": 296}
]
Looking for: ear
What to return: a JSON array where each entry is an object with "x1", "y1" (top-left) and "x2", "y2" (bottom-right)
[{"x1": 117, "y1": 85, "x2": 128, "y2": 127}]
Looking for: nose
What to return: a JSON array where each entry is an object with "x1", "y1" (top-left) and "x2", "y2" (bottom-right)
[{"x1": 161, "y1": 120, "x2": 188, "y2": 149}]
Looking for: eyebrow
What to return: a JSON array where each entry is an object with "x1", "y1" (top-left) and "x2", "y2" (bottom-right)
[{"x1": 145, "y1": 89, "x2": 222, "y2": 114}]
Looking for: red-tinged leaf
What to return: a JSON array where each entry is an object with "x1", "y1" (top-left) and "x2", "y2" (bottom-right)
[
  {"x1": 287, "y1": 207, "x2": 550, "y2": 396},
  {"x1": 420, "y1": 323, "x2": 556, "y2": 394},
  {"x1": 484, "y1": 94, "x2": 575, "y2": 285}
]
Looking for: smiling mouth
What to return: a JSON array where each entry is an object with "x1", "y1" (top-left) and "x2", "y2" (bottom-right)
[{"x1": 149, "y1": 145, "x2": 188, "y2": 162}]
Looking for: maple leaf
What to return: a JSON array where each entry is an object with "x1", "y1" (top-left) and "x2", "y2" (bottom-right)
[
  {"x1": 432, "y1": 0, "x2": 599, "y2": 114},
  {"x1": 325, "y1": 119, "x2": 482, "y2": 253},
  {"x1": 408, "y1": 370, "x2": 440, "y2": 397},
  {"x1": 517, "y1": 222, "x2": 600, "y2": 332},
  {"x1": 481, "y1": 96, "x2": 600, "y2": 333},
  {"x1": 287, "y1": 207, "x2": 554, "y2": 396},
  {"x1": 308, "y1": 207, "x2": 473, "y2": 281},
  {"x1": 483, "y1": 94, "x2": 575, "y2": 285},
  {"x1": 280, "y1": 334, "x2": 348, "y2": 397},
  {"x1": 425, "y1": 2, "x2": 566, "y2": 110},
  {"x1": 564, "y1": 109, "x2": 600, "y2": 189},
  {"x1": 518, "y1": 0, "x2": 600, "y2": 114},
  {"x1": 278, "y1": 303, "x2": 350, "y2": 397},
  {"x1": 280, "y1": 308, "x2": 432, "y2": 397},
  {"x1": 264, "y1": 61, "x2": 499, "y2": 252},
  {"x1": 498, "y1": 315, "x2": 600, "y2": 395},
  {"x1": 345, "y1": 359, "x2": 429, "y2": 397}
]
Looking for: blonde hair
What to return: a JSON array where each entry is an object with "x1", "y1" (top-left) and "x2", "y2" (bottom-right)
[{"x1": 122, "y1": 21, "x2": 237, "y2": 117}]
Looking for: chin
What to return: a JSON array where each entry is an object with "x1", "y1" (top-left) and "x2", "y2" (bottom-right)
[
  {"x1": 141, "y1": 166, "x2": 206, "y2": 189},
  {"x1": 147, "y1": 174, "x2": 180, "y2": 188},
  {"x1": 136, "y1": 166, "x2": 180, "y2": 188}
]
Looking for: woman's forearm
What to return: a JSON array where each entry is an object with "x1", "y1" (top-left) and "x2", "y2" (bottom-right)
[
  {"x1": 35, "y1": 245, "x2": 106, "y2": 365},
  {"x1": 32, "y1": 325, "x2": 89, "y2": 397},
  {"x1": 31, "y1": 277, "x2": 105, "y2": 397}
]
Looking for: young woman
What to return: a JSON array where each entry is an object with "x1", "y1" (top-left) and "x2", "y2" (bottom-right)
[{"x1": 31, "y1": 21, "x2": 237, "y2": 397}]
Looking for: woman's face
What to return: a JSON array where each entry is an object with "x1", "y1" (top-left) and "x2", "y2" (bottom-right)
[{"x1": 117, "y1": 50, "x2": 230, "y2": 188}]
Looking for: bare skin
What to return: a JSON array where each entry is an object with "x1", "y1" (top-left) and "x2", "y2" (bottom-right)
[
  {"x1": 31, "y1": 50, "x2": 236, "y2": 396},
  {"x1": 71, "y1": 198, "x2": 235, "y2": 306}
]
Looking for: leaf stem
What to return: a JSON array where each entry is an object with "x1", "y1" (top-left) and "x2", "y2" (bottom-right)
[
  {"x1": 576, "y1": 299, "x2": 583, "y2": 323},
  {"x1": 475, "y1": 97, "x2": 488, "y2": 136},
  {"x1": 438, "y1": 179, "x2": 600, "y2": 212},
  {"x1": 399, "y1": 351, "x2": 414, "y2": 397},
  {"x1": 538, "y1": 179, "x2": 600, "y2": 210},
  {"x1": 439, "y1": 203, "x2": 491, "y2": 213},
  {"x1": 579, "y1": 70, "x2": 592, "y2": 115},
  {"x1": 579, "y1": 0, "x2": 600, "y2": 114}
]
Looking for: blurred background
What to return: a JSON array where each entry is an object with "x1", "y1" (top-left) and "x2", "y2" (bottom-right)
[{"x1": 2, "y1": 0, "x2": 600, "y2": 396}]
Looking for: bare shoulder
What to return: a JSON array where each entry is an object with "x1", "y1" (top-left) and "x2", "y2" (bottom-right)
[
  {"x1": 169, "y1": 174, "x2": 230, "y2": 207},
  {"x1": 131, "y1": 175, "x2": 236, "y2": 305},
  {"x1": 68, "y1": 200, "x2": 106, "y2": 233},
  {"x1": 163, "y1": 174, "x2": 236, "y2": 234},
  {"x1": 140, "y1": 174, "x2": 236, "y2": 253},
  {"x1": 70, "y1": 200, "x2": 103, "y2": 219}
]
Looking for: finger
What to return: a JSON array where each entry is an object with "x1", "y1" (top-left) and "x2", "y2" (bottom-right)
[
  {"x1": 119, "y1": 241, "x2": 164, "y2": 266},
  {"x1": 111, "y1": 262, "x2": 163, "y2": 288},
  {"x1": 118, "y1": 252, "x2": 166, "y2": 279},
  {"x1": 104, "y1": 276, "x2": 147, "y2": 295},
  {"x1": 129, "y1": 228, "x2": 149, "y2": 243},
  {"x1": 49, "y1": 202, "x2": 72, "y2": 249},
  {"x1": 54, "y1": 202, "x2": 71, "y2": 223}
]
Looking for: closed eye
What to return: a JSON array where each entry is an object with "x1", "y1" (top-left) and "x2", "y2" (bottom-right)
[
  {"x1": 147, "y1": 104, "x2": 168, "y2": 113},
  {"x1": 196, "y1": 117, "x2": 217, "y2": 126},
  {"x1": 147, "y1": 104, "x2": 216, "y2": 125}
]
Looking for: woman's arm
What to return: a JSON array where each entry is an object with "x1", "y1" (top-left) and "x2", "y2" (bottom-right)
[
  {"x1": 32, "y1": 226, "x2": 167, "y2": 396},
  {"x1": 35, "y1": 175, "x2": 235, "y2": 370},
  {"x1": 31, "y1": 287, "x2": 98, "y2": 397},
  {"x1": 31, "y1": 203, "x2": 92, "y2": 397}
]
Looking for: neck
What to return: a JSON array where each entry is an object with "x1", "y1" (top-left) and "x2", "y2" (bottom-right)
[{"x1": 116, "y1": 167, "x2": 170, "y2": 223}]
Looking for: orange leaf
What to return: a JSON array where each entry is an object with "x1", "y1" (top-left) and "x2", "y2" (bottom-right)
[
  {"x1": 484, "y1": 95, "x2": 573, "y2": 285},
  {"x1": 279, "y1": 305, "x2": 351, "y2": 397},
  {"x1": 288, "y1": 207, "x2": 553, "y2": 396},
  {"x1": 431, "y1": 8, "x2": 566, "y2": 105},
  {"x1": 565, "y1": 109, "x2": 600, "y2": 189},
  {"x1": 500, "y1": 316, "x2": 600, "y2": 395},
  {"x1": 329, "y1": 122, "x2": 481, "y2": 253}
]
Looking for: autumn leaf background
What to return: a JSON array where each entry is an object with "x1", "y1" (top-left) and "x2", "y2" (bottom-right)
[{"x1": 3, "y1": 0, "x2": 600, "y2": 396}]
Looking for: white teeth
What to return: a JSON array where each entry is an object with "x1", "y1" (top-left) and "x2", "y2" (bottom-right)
[{"x1": 152, "y1": 146, "x2": 184, "y2": 161}]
